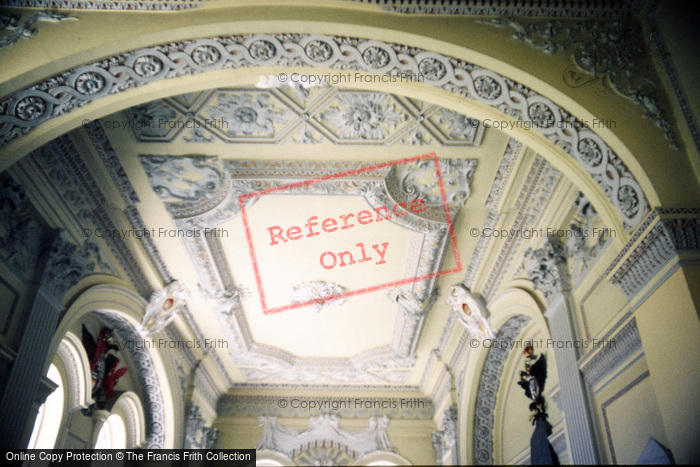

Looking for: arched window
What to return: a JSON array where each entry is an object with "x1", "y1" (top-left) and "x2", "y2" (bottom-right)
[
  {"x1": 27, "y1": 364, "x2": 64, "y2": 449},
  {"x1": 95, "y1": 414, "x2": 127, "y2": 449}
]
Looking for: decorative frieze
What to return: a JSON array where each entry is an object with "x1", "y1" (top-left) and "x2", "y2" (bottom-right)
[
  {"x1": 96, "y1": 311, "x2": 166, "y2": 449},
  {"x1": 481, "y1": 156, "x2": 562, "y2": 299},
  {"x1": 349, "y1": 0, "x2": 643, "y2": 18},
  {"x1": 580, "y1": 318, "x2": 642, "y2": 387},
  {"x1": 217, "y1": 394, "x2": 434, "y2": 420},
  {"x1": 608, "y1": 210, "x2": 700, "y2": 299},
  {"x1": 3, "y1": 1, "x2": 203, "y2": 11},
  {"x1": 257, "y1": 415, "x2": 395, "y2": 461}
]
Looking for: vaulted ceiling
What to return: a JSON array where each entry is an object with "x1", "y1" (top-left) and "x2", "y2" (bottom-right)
[{"x1": 11, "y1": 81, "x2": 590, "y2": 418}]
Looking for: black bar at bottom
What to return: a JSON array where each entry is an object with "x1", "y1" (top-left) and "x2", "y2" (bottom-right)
[{"x1": 3, "y1": 449, "x2": 256, "y2": 466}]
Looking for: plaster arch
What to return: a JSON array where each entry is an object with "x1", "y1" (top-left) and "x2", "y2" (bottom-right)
[
  {"x1": 47, "y1": 283, "x2": 177, "y2": 448},
  {"x1": 0, "y1": 19, "x2": 664, "y2": 237},
  {"x1": 111, "y1": 391, "x2": 147, "y2": 449},
  {"x1": 54, "y1": 331, "x2": 94, "y2": 413},
  {"x1": 457, "y1": 288, "x2": 548, "y2": 464}
]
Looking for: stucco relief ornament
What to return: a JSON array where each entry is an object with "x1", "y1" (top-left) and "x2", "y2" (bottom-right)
[
  {"x1": 389, "y1": 287, "x2": 439, "y2": 321},
  {"x1": 435, "y1": 109, "x2": 479, "y2": 140},
  {"x1": 483, "y1": 18, "x2": 678, "y2": 148},
  {"x1": 130, "y1": 101, "x2": 178, "y2": 138},
  {"x1": 0, "y1": 11, "x2": 76, "y2": 49},
  {"x1": 257, "y1": 415, "x2": 395, "y2": 460},
  {"x1": 208, "y1": 93, "x2": 288, "y2": 136},
  {"x1": 290, "y1": 281, "x2": 347, "y2": 312},
  {"x1": 139, "y1": 155, "x2": 221, "y2": 203},
  {"x1": 140, "y1": 281, "x2": 190, "y2": 337},
  {"x1": 321, "y1": 93, "x2": 404, "y2": 139},
  {"x1": 523, "y1": 235, "x2": 570, "y2": 302},
  {"x1": 392, "y1": 158, "x2": 476, "y2": 207},
  {"x1": 446, "y1": 285, "x2": 494, "y2": 339}
]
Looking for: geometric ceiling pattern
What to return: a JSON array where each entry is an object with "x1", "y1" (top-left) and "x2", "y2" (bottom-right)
[
  {"x1": 126, "y1": 87, "x2": 484, "y2": 146},
  {"x1": 138, "y1": 155, "x2": 477, "y2": 384}
]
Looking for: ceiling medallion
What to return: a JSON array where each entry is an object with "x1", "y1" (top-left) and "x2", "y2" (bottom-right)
[{"x1": 290, "y1": 281, "x2": 348, "y2": 312}]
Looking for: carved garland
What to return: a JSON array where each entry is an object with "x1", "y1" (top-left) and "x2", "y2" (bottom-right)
[{"x1": 0, "y1": 34, "x2": 648, "y2": 231}]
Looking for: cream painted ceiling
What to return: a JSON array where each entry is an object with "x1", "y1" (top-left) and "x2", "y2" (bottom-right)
[{"x1": 118, "y1": 86, "x2": 491, "y2": 388}]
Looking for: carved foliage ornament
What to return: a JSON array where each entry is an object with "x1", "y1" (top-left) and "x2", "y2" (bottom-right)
[
  {"x1": 290, "y1": 281, "x2": 347, "y2": 312},
  {"x1": 0, "y1": 11, "x2": 76, "y2": 49},
  {"x1": 524, "y1": 235, "x2": 571, "y2": 303},
  {"x1": 0, "y1": 34, "x2": 648, "y2": 231},
  {"x1": 473, "y1": 315, "x2": 531, "y2": 465},
  {"x1": 484, "y1": 18, "x2": 678, "y2": 148},
  {"x1": 128, "y1": 87, "x2": 484, "y2": 147},
  {"x1": 96, "y1": 311, "x2": 165, "y2": 448}
]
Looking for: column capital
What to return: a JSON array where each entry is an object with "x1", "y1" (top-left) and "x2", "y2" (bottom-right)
[
  {"x1": 525, "y1": 235, "x2": 571, "y2": 304},
  {"x1": 40, "y1": 230, "x2": 94, "y2": 304}
]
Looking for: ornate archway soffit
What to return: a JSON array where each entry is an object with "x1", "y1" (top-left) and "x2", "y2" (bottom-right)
[
  {"x1": 95, "y1": 310, "x2": 166, "y2": 449},
  {"x1": 473, "y1": 314, "x2": 531, "y2": 465},
  {"x1": 0, "y1": 34, "x2": 649, "y2": 231}
]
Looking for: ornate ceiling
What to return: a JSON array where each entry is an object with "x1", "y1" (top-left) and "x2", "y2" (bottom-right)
[{"x1": 7, "y1": 76, "x2": 601, "y2": 422}]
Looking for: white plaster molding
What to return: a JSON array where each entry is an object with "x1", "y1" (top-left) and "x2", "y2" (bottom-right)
[
  {"x1": 579, "y1": 318, "x2": 642, "y2": 387},
  {"x1": 56, "y1": 331, "x2": 94, "y2": 410},
  {"x1": 216, "y1": 394, "x2": 434, "y2": 420},
  {"x1": 257, "y1": 414, "x2": 395, "y2": 460},
  {"x1": 0, "y1": 33, "x2": 650, "y2": 231},
  {"x1": 0, "y1": 11, "x2": 77, "y2": 49},
  {"x1": 608, "y1": 210, "x2": 700, "y2": 299},
  {"x1": 348, "y1": 0, "x2": 644, "y2": 18},
  {"x1": 96, "y1": 311, "x2": 166, "y2": 448}
]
